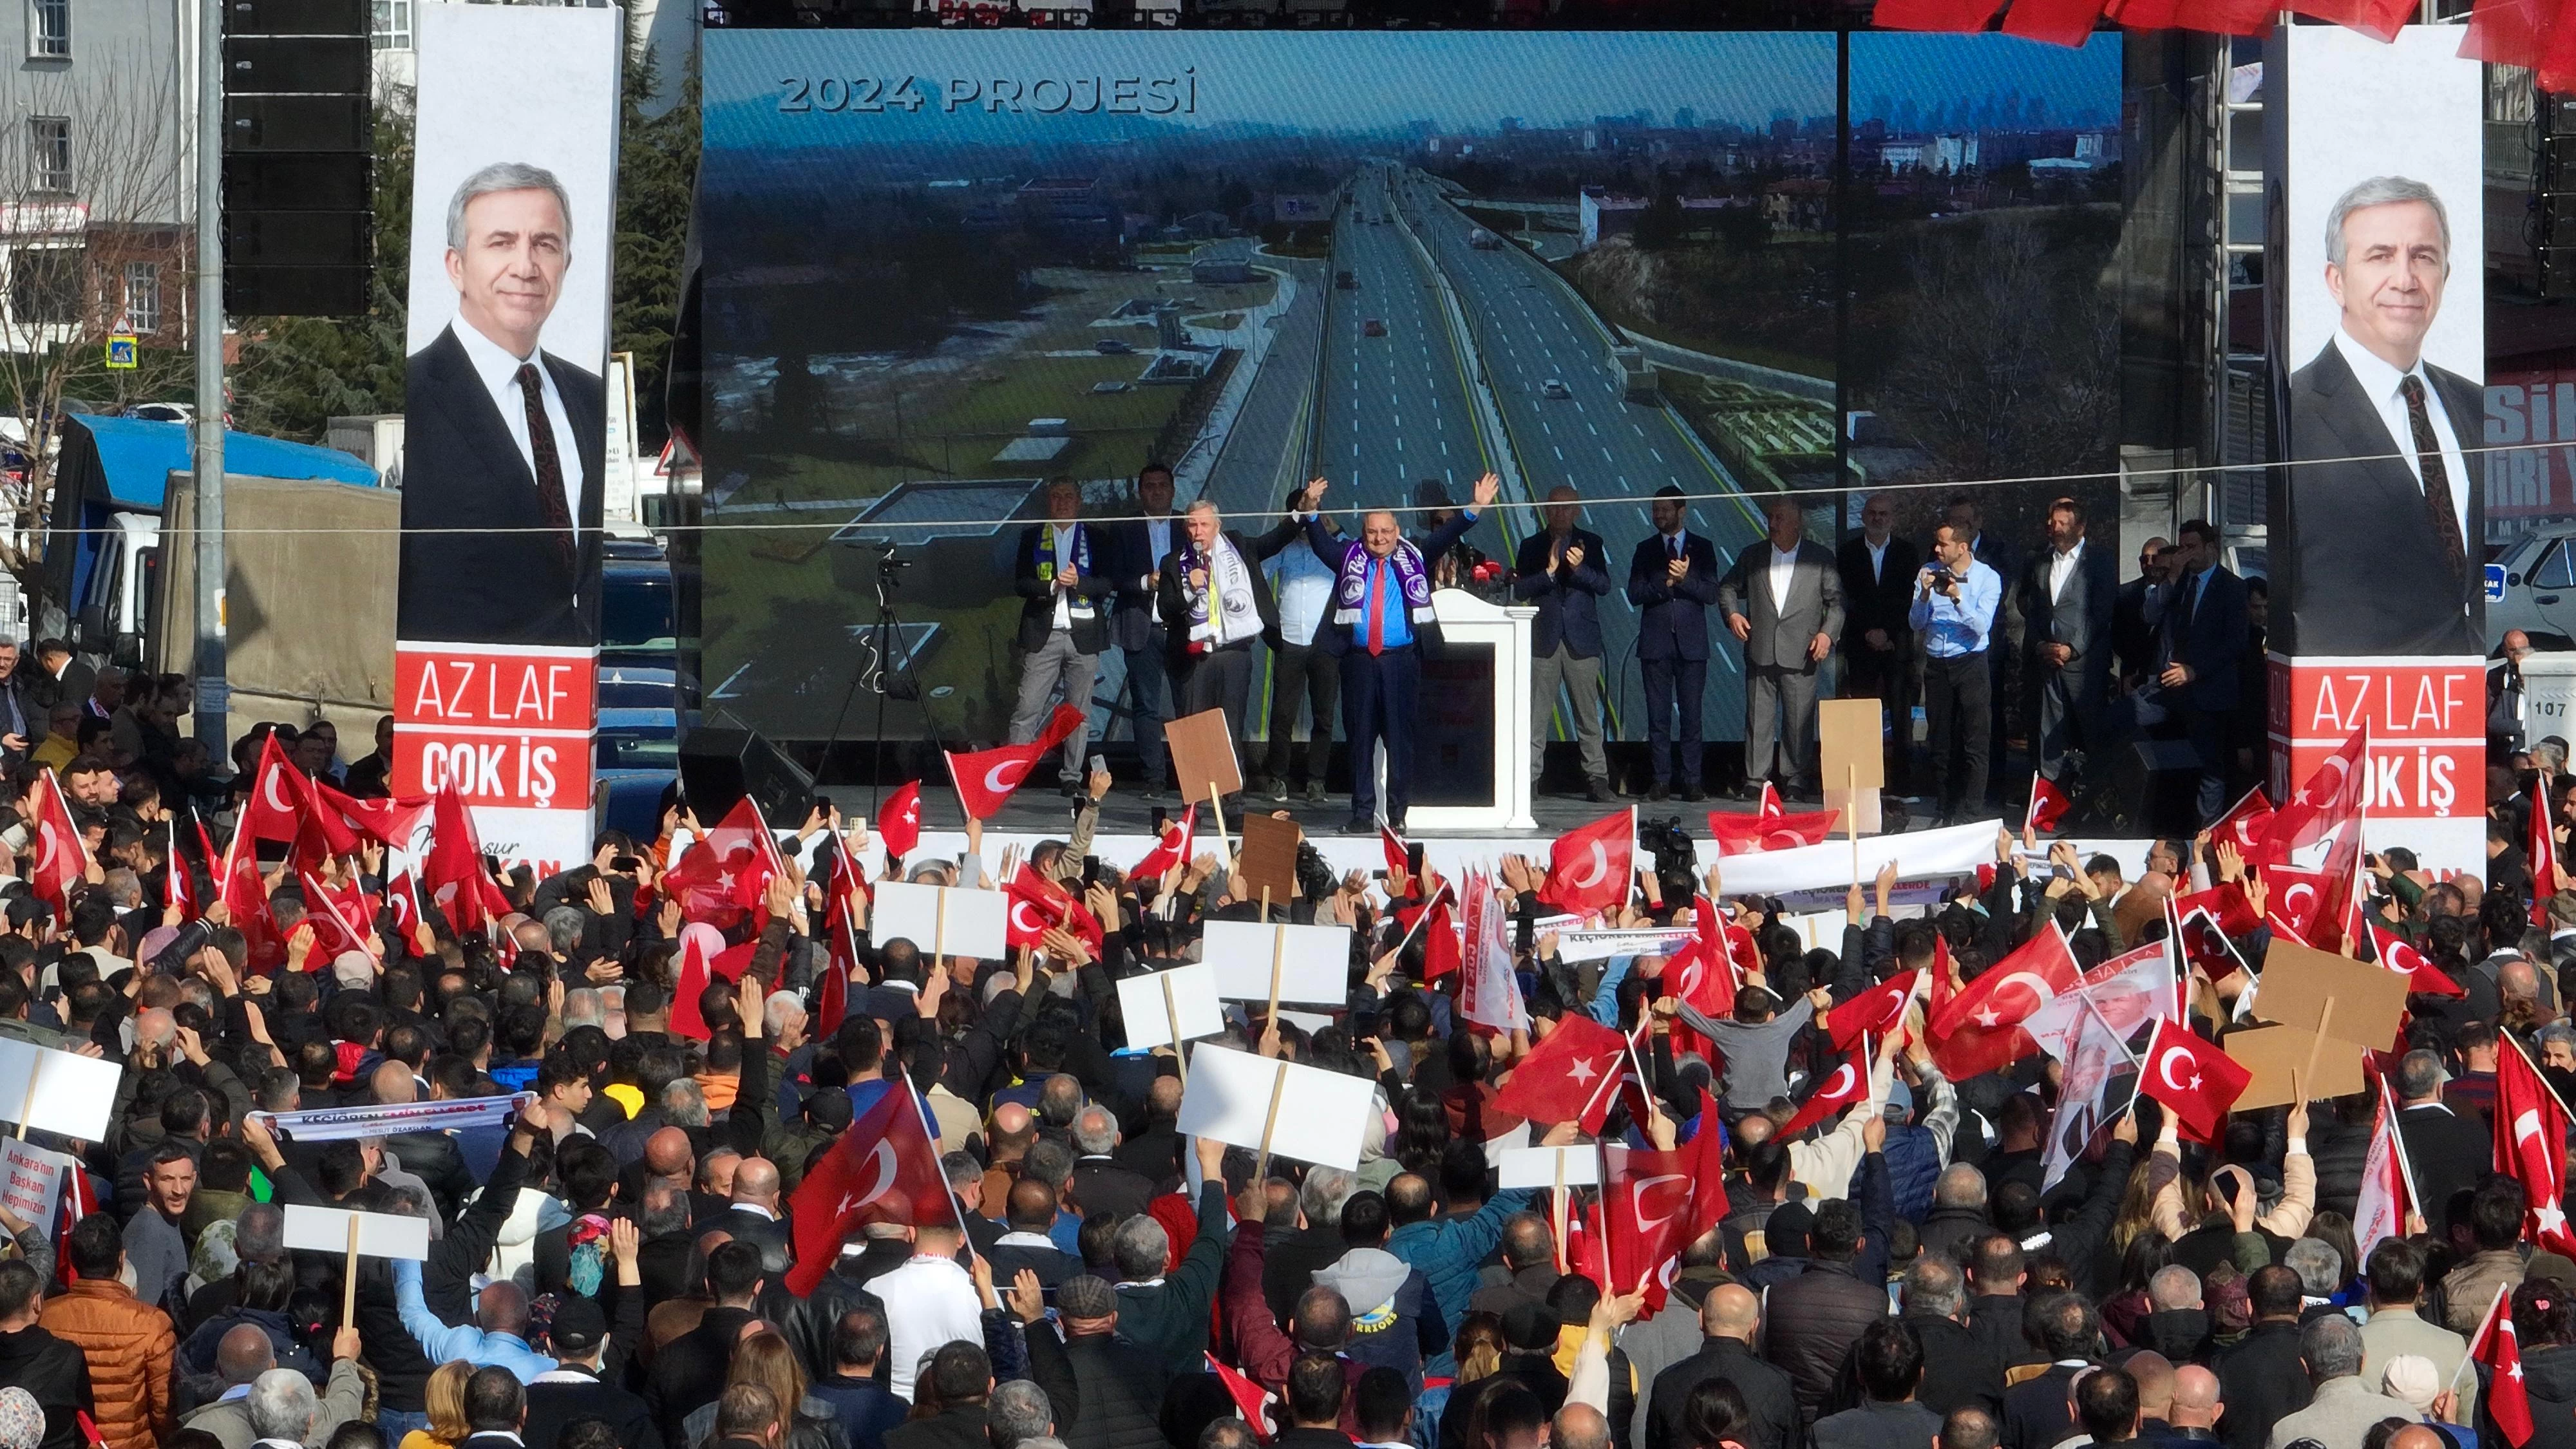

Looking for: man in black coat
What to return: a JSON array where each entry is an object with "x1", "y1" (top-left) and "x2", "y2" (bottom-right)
[
  {"x1": 2394, "y1": 1049, "x2": 2492, "y2": 1203},
  {"x1": 988, "y1": 1179, "x2": 1083, "y2": 1291},
  {"x1": 1625, "y1": 487, "x2": 1722, "y2": 802},
  {"x1": 1010, "y1": 478, "x2": 1116, "y2": 798},
  {"x1": 1153, "y1": 500, "x2": 1280, "y2": 755},
  {"x1": 399, "y1": 164, "x2": 606, "y2": 648},
  {"x1": 1018, "y1": 1274, "x2": 1175, "y2": 1449},
  {"x1": 2017, "y1": 497, "x2": 2120, "y2": 788},
  {"x1": 1897, "y1": 1258, "x2": 2006, "y2": 1418},
  {"x1": 1835, "y1": 493, "x2": 1919, "y2": 790},
  {"x1": 1647, "y1": 1284, "x2": 1799, "y2": 1449},
  {"x1": 644, "y1": 1240, "x2": 766, "y2": 1446},
  {"x1": 2000, "y1": 1293, "x2": 2101, "y2": 1449},
  {"x1": 2279, "y1": 177, "x2": 2483, "y2": 659},
  {"x1": 1763, "y1": 1197, "x2": 1893, "y2": 1425},
  {"x1": 0, "y1": 1260, "x2": 91, "y2": 1449},
  {"x1": 886, "y1": 1344, "x2": 997, "y2": 1449},
  {"x1": 2130, "y1": 520, "x2": 2251, "y2": 827},
  {"x1": 2213, "y1": 1267, "x2": 2311, "y2": 1449},
  {"x1": 462, "y1": 1368, "x2": 540, "y2": 1449},
  {"x1": 522, "y1": 1295, "x2": 659, "y2": 1449},
  {"x1": 1101, "y1": 462, "x2": 1183, "y2": 800},
  {"x1": 1511, "y1": 486, "x2": 1615, "y2": 802},
  {"x1": 1067, "y1": 1106, "x2": 1156, "y2": 1226}
]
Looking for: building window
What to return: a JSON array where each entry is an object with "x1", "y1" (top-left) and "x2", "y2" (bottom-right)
[
  {"x1": 124, "y1": 262, "x2": 159, "y2": 332},
  {"x1": 28, "y1": 117, "x2": 71, "y2": 193},
  {"x1": 7, "y1": 247, "x2": 84, "y2": 327},
  {"x1": 29, "y1": 0, "x2": 68, "y2": 57},
  {"x1": 370, "y1": 0, "x2": 411, "y2": 50}
]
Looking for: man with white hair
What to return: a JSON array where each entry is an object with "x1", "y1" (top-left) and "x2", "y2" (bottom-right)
[
  {"x1": 1154, "y1": 498, "x2": 1280, "y2": 750},
  {"x1": 2282, "y1": 173, "x2": 2482, "y2": 657},
  {"x1": 1067, "y1": 1104, "x2": 1154, "y2": 1224}
]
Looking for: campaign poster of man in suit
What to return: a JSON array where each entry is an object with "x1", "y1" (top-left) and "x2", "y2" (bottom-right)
[
  {"x1": 2280, "y1": 175, "x2": 2482, "y2": 658},
  {"x1": 399, "y1": 161, "x2": 607, "y2": 649}
]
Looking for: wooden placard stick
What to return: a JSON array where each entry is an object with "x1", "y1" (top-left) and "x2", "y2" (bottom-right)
[
  {"x1": 1252, "y1": 1060, "x2": 1289, "y2": 1183},
  {"x1": 14, "y1": 1055, "x2": 37, "y2": 1141},
  {"x1": 340, "y1": 1216, "x2": 361, "y2": 1330},
  {"x1": 1208, "y1": 790, "x2": 1231, "y2": 864},
  {"x1": 1265, "y1": 925, "x2": 1288, "y2": 1028},
  {"x1": 1160, "y1": 974, "x2": 1189, "y2": 1088}
]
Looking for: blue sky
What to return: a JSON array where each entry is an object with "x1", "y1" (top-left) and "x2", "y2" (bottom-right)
[{"x1": 705, "y1": 30, "x2": 1841, "y2": 147}]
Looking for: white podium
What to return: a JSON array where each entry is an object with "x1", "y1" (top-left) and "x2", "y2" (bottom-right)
[{"x1": 1383, "y1": 588, "x2": 1538, "y2": 831}]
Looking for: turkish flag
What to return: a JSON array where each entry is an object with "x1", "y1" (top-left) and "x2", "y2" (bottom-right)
[
  {"x1": 1707, "y1": 784, "x2": 1837, "y2": 855},
  {"x1": 2171, "y1": 882, "x2": 2260, "y2": 937},
  {"x1": 2025, "y1": 775, "x2": 2071, "y2": 835},
  {"x1": 1871, "y1": 0, "x2": 2002, "y2": 26},
  {"x1": 164, "y1": 823, "x2": 193, "y2": 916},
  {"x1": 1005, "y1": 865, "x2": 1103, "y2": 957},
  {"x1": 2253, "y1": 724, "x2": 2366, "y2": 861},
  {"x1": 384, "y1": 869, "x2": 421, "y2": 942},
  {"x1": 2309, "y1": 824, "x2": 2365, "y2": 954},
  {"x1": 1780, "y1": 1041, "x2": 1872, "y2": 1139},
  {"x1": 785, "y1": 1083, "x2": 956, "y2": 1296},
  {"x1": 1682, "y1": 1088, "x2": 1731, "y2": 1245},
  {"x1": 314, "y1": 781, "x2": 431, "y2": 849},
  {"x1": 238, "y1": 734, "x2": 308, "y2": 848},
  {"x1": 2370, "y1": 923, "x2": 2465, "y2": 999},
  {"x1": 1602, "y1": 1144, "x2": 1694, "y2": 1314},
  {"x1": 2496, "y1": 1039, "x2": 2576, "y2": 1257},
  {"x1": 2284, "y1": 0, "x2": 2412, "y2": 37},
  {"x1": 1133, "y1": 804, "x2": 1197, "y2": 881},
  {"x1": 2105, "y1": 0, "x2": 2266, "y2": 32},
  {"x1": 2000, "y1": 0, "x2": 2107, "y2": 46},
  {"x1": 876, "y1": 781, "x2": 922, "y2": 866},
  {"x1": 947, "y1": 705, "x2": 1086, "y2": 820},
  {"x1": 1663, "y1": 897, "x2": 1741, "y2": 1025},
  {"x1": 1928, "y1": 931, "x2": 1956, "y2": 1025},
  {"x1": 1415, "y1": 886, "x2": 1461, "y2": 981},
  {"x1": 2176, "y1": 905, "x2": 2251, "y2": 987},
  {"x1": 1208, "y1": 1354, "x2": 1275, "y2": 1442},
  {"x1": 1380, "y1": 824, "x2": 1412, "y2": 885},
  {"x1": 21, "y1": 772, "x2": 89, "y2": 913},
  {"x1": 2138, "y1": 1019, "x2": 2251, "y2": 1145},
  {"x1": 298, "y1": 871, "x2": 376, "y2": 961},
  {"x1": 2264, "y1": 864, "x2": 2331, "y2": 943},
  {"x1": 217, "y1": 829, "x2": 281, "y2": 969},
  {"x1": 1825, "y1": 971, "x2": 1918, "y2": 1052},
  {"x1": 1543, "y1": 809, "x2": 1634, "y2": 915},
  {"x1": 1494, "y1": 1014, "x2": 1632, "y2": 1128},
  {"x1": 663, "y1": 797, "x2": 789, "y2": 931},
  {"x1": 671, "y1": 934, "x2": 715, "y2": 1042},
  {"x1": 2211, "y1": 788, "x2": 2277, "y2": 864},
  {"x1": 423, "y1": 783, "x2": 511, "y2": 934},
  {"x1": 2535, "y1": 782, "x2": 2564, "y2": 929},
  {"x1": 1927, "y1": 925, "x2": 2081, "y2": 1081},
  {"x1": 2471, "y1": 1285, "x2": 2537, "y2": 1448},
  {"x1": 819, "y1": 891, "x2": 858, "y2": 1041}
]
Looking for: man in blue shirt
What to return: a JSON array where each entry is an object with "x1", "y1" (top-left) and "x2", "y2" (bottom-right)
[
  {"x1": 1909, "y1": 524, "x2": 2002, "y2": 827},
  {"x1": 1300, "y1": 471, "x2": 1498, "y2": 833}
]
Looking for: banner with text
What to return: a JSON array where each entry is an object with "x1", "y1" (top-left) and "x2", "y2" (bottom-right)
[{"x1": 395, "y1": 3, "x2": 621, "y2": 873}]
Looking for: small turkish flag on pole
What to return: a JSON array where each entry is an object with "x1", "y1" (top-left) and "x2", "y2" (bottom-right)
[
  {"x1": 1543, "y1": 808, "x2": 1634, "y2": 915},
  {"x1": 2138, "y1": 1019, "x2": 2253, "y2": 1145},
  {"x1": 876, "y1": 780, "x2": 922, "y2": 866},
  {"x1": 2025, "y1": 773, "x2": 2072, "y2": 835},
  {"x1": 785, "y1": 1082, "x2": 956, "y2": 1297},
  {"x1": 2469, "y1": 1283, "x2": 2535, "y2": 1448},
  {"x1": 1779, "y1": 1039, "x2": 1873, "y2": 1139},
  {"x1": 1133, "y1": 804, "x2": 1197, "y2": 881},
  {"x1": 947, "y1": 705, "x2": 1085, "y2": 820}
]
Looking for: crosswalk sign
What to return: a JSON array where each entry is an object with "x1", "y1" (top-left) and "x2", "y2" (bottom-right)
[{"x1": 104, "y1": 335, "x2": 137, "y2": 370}]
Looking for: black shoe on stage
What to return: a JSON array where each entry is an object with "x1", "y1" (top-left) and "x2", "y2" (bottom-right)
[
  {"x1": 1586, "y1": 779, "x2": 1613, "y2": 804},
  {"x1": 1681, "y1": 784, "x2": 1707, "y2": 802},
  {"x1": 1345, "y1": 814, "x2": 1374, "y2": 835},
  {"x1": 1304, "y1": 779, "x2": 1327, "y2": 804},
  {"x1": 1647, "y1": 784, "x2": 1671, "y2": 802}
]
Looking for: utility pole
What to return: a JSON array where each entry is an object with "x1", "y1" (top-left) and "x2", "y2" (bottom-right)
[{"x1": 191, "y1": 0, "x2": 227, "y2": 749}]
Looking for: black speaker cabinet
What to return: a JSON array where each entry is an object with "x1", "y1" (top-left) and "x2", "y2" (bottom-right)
[{"x1": 677, "y1": 727, "x2": 814, "y2": 826}]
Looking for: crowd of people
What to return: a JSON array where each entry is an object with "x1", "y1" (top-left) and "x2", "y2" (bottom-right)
[
  {"x1": 0, "y1": 627, "x2": 2561, "y2": 1449},
  {"x1": 1006, "y1": 468, "x2": 2278, "y2": 837}
]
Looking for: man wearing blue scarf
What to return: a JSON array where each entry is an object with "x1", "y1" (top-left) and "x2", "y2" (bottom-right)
[
  {"x1": 1011, "y1": 477, "x2": 1115, "y2": 797},
  {"x1": 1299, "y1": 471, "x2": 1499, "y2": 833}
]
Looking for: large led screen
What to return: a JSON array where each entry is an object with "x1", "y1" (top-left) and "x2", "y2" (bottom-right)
[{"x1": 697, "y1": 30, "x2": 2120, "y2": 756}]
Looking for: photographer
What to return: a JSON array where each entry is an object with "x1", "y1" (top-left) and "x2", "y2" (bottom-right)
[{"x1": 1908, "y1": 524, "x2": 2002, "y2": 829}]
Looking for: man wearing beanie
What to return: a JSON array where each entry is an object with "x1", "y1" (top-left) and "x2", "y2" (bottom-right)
[{"x1": 1013, "y1": 1274, "x2": 1173, "y2": 1449}]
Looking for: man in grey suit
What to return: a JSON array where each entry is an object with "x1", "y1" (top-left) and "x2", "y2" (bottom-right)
[
  {"x1": 1719, "y1": 498, "x2": 1844, "y2": 799},
  {"x1": 2259, "y1": 1316, "x2": 2420, "y2": 1449},
  {"x1": 2017, "y1": 498, "x2": 2119, "y2": 788},
  {"x1": 2281, "y1": 175, "x2": 2483, "y2": 658}
]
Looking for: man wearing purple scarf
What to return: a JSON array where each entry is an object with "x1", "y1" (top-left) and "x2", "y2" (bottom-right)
[{"x1": 1298, "y1": 471, "x2": 1501, "y2": 833}]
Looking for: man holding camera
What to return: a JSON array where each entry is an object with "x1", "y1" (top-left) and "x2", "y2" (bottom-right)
[{"x1": 1909, "y1": 524, "x2": 2002, "y2": 827}]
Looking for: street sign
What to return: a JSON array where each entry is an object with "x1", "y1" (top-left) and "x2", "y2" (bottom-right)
[
  {"x1": 2487, "y1": 562, "x2": 2509, "y2": 603},
  {"x1": 105, "y1": 335, "x2": 138, "y2": 369}
]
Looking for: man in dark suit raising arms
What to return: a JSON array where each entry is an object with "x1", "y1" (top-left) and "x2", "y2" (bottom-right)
[
  {"x1": 2016, "y1": 498, "x2": 2119, "y2": 788},
  {"x1": 400, "y1": 162, "x2": 605, "y2": 647},
  {"x1": 1836, "y1": 493, "x2": 1918, "y2": 790},
  {"x1": 2283, "y1": 175, "x2": 2483, "y2": 658},
  {"x1": 1511, "y1": 485, "x2": 1613, "y2": 803},
  {"x1": 1626, "y1": 486, "x2": 1721, "y2": 802}
]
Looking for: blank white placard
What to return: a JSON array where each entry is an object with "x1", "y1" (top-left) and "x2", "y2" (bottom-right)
[
  {"x1": 1204, "y1": 920, "x2": 1350, "y2": 1007},
  {"x1": 282, "y1": 1204, "x2": 432, "y2": 1261},
  {"x1": 1174, "y1": 1043, "x2": 1376, "y2": 1171},
  {"x1": 871, "y1": 880, "x2": 1010, "y2": 960},
  {"x1": 0, "y1": 1036, "x2": 121, "y2": 1142},
  {"x1": 1117, "y1": 963, "x2": 1226, "y2": 1049},
  {"x1": 1498, "y1": 1145, "x2": 1604, "y2": 1189}
]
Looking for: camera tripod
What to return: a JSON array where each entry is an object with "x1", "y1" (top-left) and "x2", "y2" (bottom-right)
[{"x1": 822, "y1": 545, "x2": 942, "y2": 816}]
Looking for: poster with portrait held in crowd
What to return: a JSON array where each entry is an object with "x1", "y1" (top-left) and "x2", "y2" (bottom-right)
[
  {"x1": 393, "y1": 3, "x2": 621, "y2": 873},
  {"x1": 2264, "y1": 26, "x2": 2486, "y2": 873}
]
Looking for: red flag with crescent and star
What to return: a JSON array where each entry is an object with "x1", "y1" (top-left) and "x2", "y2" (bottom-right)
[
  {"x1": 2211, "y1": 787, "x2": 2277, "y2": 863},
  {"x1": 424, "y1": 782, "x2": 511, "y2": 935},
  {"x1": 1662, "y1": 896, "x2": 1745, "y2": 1066},
  {"x1": 2472, "y1": 1283, "x2": 2537, "y2": 1448},
  {"x1": 1602, "y1": 1143, "x2": 1694, "y2": 1314},
  {"x1": 946, "y1": 706, "x2": 1086, "y2": 821},
  {"x1": 2369, "y1": 923, "x2": 2465, "y2": 999},
  {"x1": 1379, "y1": 824, "x2": 1412, "y2": 886},
  {"x1": 1493, "y1": 1013, "x2": 1631, "y2": 1128},
  {"x1": 2496, "y1": 1036, "x2": 2576, "y2": 1257},
  {"x1": 876, "y1": 780, "x2": 922, "y2": 867},
  {"x1": 1543, "y1": 809, "x2": 1634, "y2": 915},
  {"x1": 1706, "y1": 784, "x2": 1839, "y2": 855},
  {"x1": 784, "y1": 1083, "x2": 956, "y2": 1296},
  {"x1": 2025, "y1": 774, "x2": 2072, "y2": 835},
  {"x1": 2251, "y1": 724, "x2": 2366, "y2": 862},
  {"x1": 314, "y1": 781, "x2": 432, "y2": 849},
  {"x1": 1133, "y1": 804, "x2": 1197, "y2": 882},
  {"x1": 1005, "y1": 864, "x2": 1104, "y2": 956},
  {"x1": 2138, "y1": 1019, "x2": 2252, "y2": 1145},
  {"x1": 1825, "y1": 971, "x2": 1919, "y2": 1053},
  {"x1": 21, "y1": 770, "x2": 90, "y2": 913},
  {"x1": 1779, "y1": 1039, "x2": 1873, "y2": 1138},
  {"x1": 1927, "y1": 923, "x2": 2081, "y2": 1081}
]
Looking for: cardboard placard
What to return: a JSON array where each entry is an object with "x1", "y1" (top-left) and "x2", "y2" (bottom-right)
[
  {"x1": 0, "y1": 1036, "x2": 122, "y2": 1142},
  {"x1": 1173, "y1": 1043, "x2": 1376, "y2": 1171},
  {"x1": 281, "y1": 1203, "x2": 432, "y2": 1261},
  {"x1": 2249, "y1": 940, "x2": 2410, "y2": 1049},
  {"x1": 1238, "y1": 813, "x2": 1303, "y2": 903},
  {"x1": 1819, "y1": 697, "x2": 1886, "y2": 793},
  {"x1": 1116, "y1": 962, "x2": 1226, "y2": 1050},
  {"x1": 871, "y1": 880, "x2": 1010, "y2": 961},
  {"x1": 1497, "y1": 1144, "x2": 1602, "y2": 1189},
  {"x1": 1166, "y1": 710, "x2": 1244, "y2": 806},
  {"x1": 1205, "y1": 920, "x2": 1351, "y2": 1007},
  {"x1": 2224, "y1": 1022, "x2": 2367, "y2": 1110},
  {"x1": 0, "y1": 1138, "x2": 71, "y2": 1233}
]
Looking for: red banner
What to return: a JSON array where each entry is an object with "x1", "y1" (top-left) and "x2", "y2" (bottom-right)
[
  {"x1": 393, "y1": 642, "x2": 597, "y2": 871},
  {"x1": 2265, "y1": 654, "x2": 2483, "y2": 875}
]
